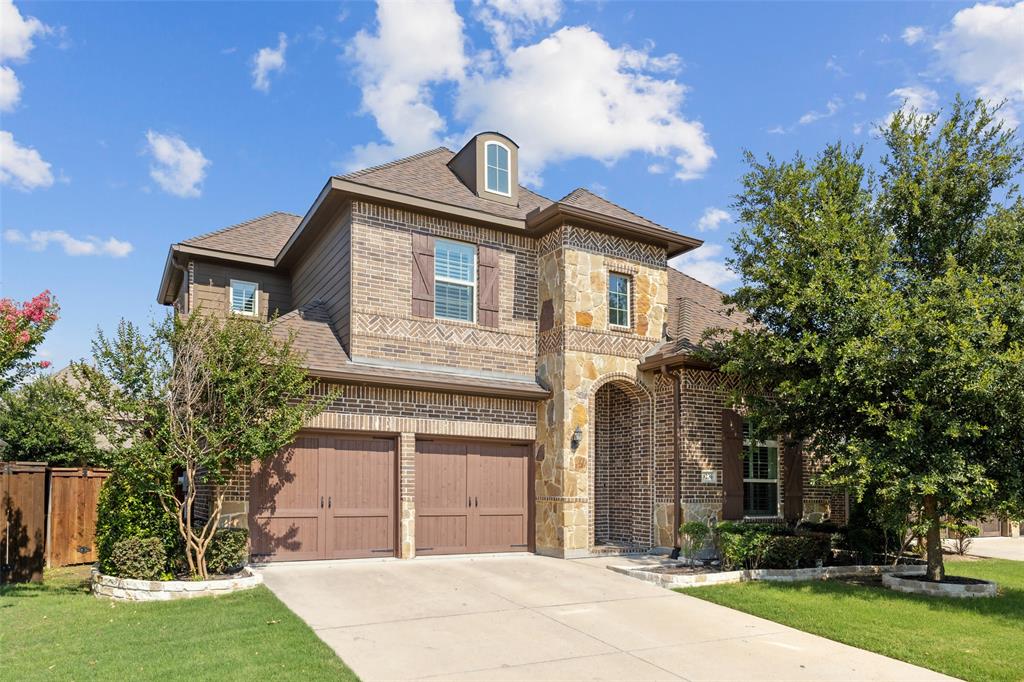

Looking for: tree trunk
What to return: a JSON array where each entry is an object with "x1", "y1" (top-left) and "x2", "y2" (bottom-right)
[{"x1": 923, "y1": 495, "x2": 944, "y2": 582}]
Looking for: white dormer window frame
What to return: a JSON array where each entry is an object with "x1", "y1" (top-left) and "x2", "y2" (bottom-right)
[
  {"x1": 230, "y1": 279, "x2": 259, "y2": 316},
  {"x1": 484, "y1": 141, "x2": 512, "y2": 197}
]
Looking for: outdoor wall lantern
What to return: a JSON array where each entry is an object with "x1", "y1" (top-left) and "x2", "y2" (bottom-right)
[{"x1": 570, "y1": 426, "x2": 583, "y2": 451}]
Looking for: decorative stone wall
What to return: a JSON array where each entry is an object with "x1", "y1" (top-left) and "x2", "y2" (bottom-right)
[
  {"x1": 882, "y1": 573, "x2": 997, "y2": 598},
  {"x1": 398, "y1": 432, "x2": 416, "y2": 559},
  {"x1": 611, "y1": 561, "x2": 926, "y2": 589},
  {"x1": 349, "y1": 201, "x2": 537, "y2": 376},
  {"x1": 92, "y1": 568, "x2": 263, "y2": 601},
  {"x1": 535, "y1": 225, "x2": 666, "y2": 558}
]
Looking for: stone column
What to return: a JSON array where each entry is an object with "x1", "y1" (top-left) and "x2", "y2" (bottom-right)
[{"x1": 398, "y1": 432, "x2": 416, "y2": 559}]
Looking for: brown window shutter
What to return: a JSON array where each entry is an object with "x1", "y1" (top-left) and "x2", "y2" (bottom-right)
[
  {"x1": 411, "y1": 233, "x2": 435, "y2": 318},
  {"x1": 783, "y1": 439, "x2": 804, "y2": 522},
  {"x1": 721, "y1": 409, "x2": 745, "y2": 520},
  {"x1": 478, "y1": 245, "x2": 500, "y2": 327}
]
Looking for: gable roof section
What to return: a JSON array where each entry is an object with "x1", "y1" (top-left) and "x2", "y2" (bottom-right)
[
  {"x1": 338, "y1": 147, "x2": 552, "y2": 222},
  {"x1": 183, "y1": 211, "x2": 301, "y2": 260}
]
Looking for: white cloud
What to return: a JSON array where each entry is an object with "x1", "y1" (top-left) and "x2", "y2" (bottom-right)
[
  {"x1": 144, "y1": 130, "x2": 210, "y2": 198},
  {"x1": 346, "y1": 0, "x2": 467, "y2": 169},
  {"x1": 694, "y1": 207, "x2": 730, "y2": 233},
  {"x1": 853, "y1": 91, "x2": 867, "y2": 102},
  {"x1": 767, "y1": 125, "x2": 787, "y2": 135},
  {"x1": 889, "y1": 85, "x2": 939, "y2": 113},
  {"x1": 456, "y1": 26, "x2": 714, "y2": 184},
  {"x1": 4, "y1": 229, "x2": 133, "y2": 257},
  {"x1": 346, "y1": 1, "x2": 714, "y2": 184},
  {"x1": 669, "y1": 243, "x2": 736, "y2": 288},
  {"x1": 852, "y1": 121, "x2": 865, "y2": 135},
  {"x1": 0, "y1": 64, "x2": 20, "y2": 110},
  {"x1": 825, "y1": 55, "x2": 847, "y2": 76},
  {"x1": 252, "y1": 33, "x2": 287, "y2": 93},
  {"x1": 901, "y1": 26, "x2": 925, "y2": 45},
  {"x1": 0, "y1": 129, "x2": 52, "y2": 190},
  {"x1": 475, "y1": 0, "x2": 561, "y2": 54},
  {"x1": 0, "y1": 0, "x2": 47, "y2": 62},
  {"x1": 932, "y1": 1, "x2": 1024, "y2": 125},
  {"x1": 798, "y1": 96, "x2": 843, "y2": 125}
]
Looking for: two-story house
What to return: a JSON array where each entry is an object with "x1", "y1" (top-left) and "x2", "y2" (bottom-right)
[{"x1": 156, "y1": 132, "x2": 846, "y2": 562}]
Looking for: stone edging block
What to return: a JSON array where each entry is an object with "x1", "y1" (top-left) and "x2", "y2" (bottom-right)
[
  {"x1": 881, "y1": 572, "x2": 997, "y2": 598},
  {"x1": 92, "y1": 568, "x2": 263, "y2": 601},
  {"x1": 608, "y1": 562, "x2": 927, "y2": 588}
]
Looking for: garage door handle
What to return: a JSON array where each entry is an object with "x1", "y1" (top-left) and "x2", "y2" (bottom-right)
[
  {"x1": 475, "y1": 496, "x2": 478, "y2": 507},
  {"x1": 320, "y1": 496, "x2": 324, "y2": 508},
  {"x1": 328, "y1": 496, "x2": 332, "y2": 508}
]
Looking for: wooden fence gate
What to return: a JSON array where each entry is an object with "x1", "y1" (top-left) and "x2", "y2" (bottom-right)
[
  {"x1": 46, "y1": 468, "x2": 110, "y2": 567},
  {"x1": 1, "y1": 461, "x2": 47, "y2": 583}
]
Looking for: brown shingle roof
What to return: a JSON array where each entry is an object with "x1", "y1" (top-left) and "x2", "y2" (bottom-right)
[
  {"x1": 559, "y1": 188, "x2": 666, "y2": 231},
  {"x1": 271, "y1": 301, "x2": 350, "y2": 370},
  {"x1": 662, "y1": 267, "x2": 753, "y2": 355},
  {"x1": 183, "y1": 211, "x2": 301, "y2": 260},
  {"x1": 338, "y1": 147, "x2": 553, "y2": 221}
]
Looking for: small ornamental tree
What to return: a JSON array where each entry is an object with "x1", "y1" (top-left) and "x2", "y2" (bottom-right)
[
  {"x1": 707, "y1": 97, "x2": 1024, "y2": 581},
  {"x1": 82, "y1": 313, "x2": 327, "y2": 578},
  {"x1": 0, "y1": 291, "x2": 57, "y2": 394}
]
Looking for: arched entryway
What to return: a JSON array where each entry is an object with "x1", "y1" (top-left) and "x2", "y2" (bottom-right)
[{"x1": 590, "y1": 376, "x2": 653, "y2": 551}]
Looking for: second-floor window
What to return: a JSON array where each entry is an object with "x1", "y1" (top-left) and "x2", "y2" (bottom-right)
[
  {"x1": 434, "y1": 239, "x2": 476, "y2": 322},
  {"x1": 608, "y1": 273, "x2": 630, "y2": 328},
  {"x1": 743, "y1": 421, "x2": 779, "y2": 517},
  {"x1": 485, "y1": 141, "x2": 510, "y2": 196},
  {"x1": 230, "y1": 279, "x2": 258, "y2": 316}
]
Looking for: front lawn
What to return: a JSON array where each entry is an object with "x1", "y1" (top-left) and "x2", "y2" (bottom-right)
[
  {"x1": 678, "y1": 558, "x2": 1023, "y2": 682},
  {"x1": 0, "y1": 566, "x2": 358, "y2": 681}
]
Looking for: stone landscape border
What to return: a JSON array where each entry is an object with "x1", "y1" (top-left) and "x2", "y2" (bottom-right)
[
  {"x1": 92, "y1": 568, "x2": 263, "y2": 601},
  {"x1": 608, "y1": 561, "x2": 926, "y2": 588},
  {"x1": 882, "y1": 572, "x2": 997, "y2": 598}
]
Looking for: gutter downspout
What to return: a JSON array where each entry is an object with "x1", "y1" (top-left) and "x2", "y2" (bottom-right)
[{"x1": 667, "y1": 366, "x2": 683, "y2": 559}]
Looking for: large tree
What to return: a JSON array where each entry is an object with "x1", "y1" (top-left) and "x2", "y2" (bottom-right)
[
  {"x1": 710, "y1": 98, "x2": 1024, "y2": 581},
  {"x1": 81, "y1": 313, "x2": 327, "y2": 578}
]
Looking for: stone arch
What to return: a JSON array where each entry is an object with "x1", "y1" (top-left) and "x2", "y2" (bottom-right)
[{"x1": 587, "y1": 372, "x2": 654, "y2": 552}]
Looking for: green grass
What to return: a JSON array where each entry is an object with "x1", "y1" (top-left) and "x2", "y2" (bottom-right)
[
  {"x1": 678, "y1": 558, "x2": 1024, "y2": 682},
  {"x1": 0, "y1": 566, "x2": 358, "y2": 681}
]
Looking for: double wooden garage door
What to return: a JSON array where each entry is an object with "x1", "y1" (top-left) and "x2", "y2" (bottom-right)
[{"x1": 249, "y1": 434, "x2": 529, "y2": 561}]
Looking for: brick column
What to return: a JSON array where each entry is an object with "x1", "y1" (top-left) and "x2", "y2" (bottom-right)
[{"x1": 398, "y1": 432, "x2": 416, "y2": 559}]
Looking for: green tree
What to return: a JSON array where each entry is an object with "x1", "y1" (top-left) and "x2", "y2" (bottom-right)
[
  {"x1": 0, "y1": 291, "x2": 58, "y2": 394},
  {"x1": 0, "y1": 375, "x2": 106, "y2": 466},
  {"x1": 710, "y1": 97, "x2": 1024, "y2": 581},
  {"x1": 82, "y1": 313, "x2": 327, "y2": 578}
]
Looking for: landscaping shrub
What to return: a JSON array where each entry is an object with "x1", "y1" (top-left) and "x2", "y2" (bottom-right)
[
  {"x1": 714, "y1": 522, "x2": 832, "y2": 570},
  {"x1": 108, "y1": 536, "x2": 167, "y2": 580},
  {"x1": 96, "y1": 468, "x2": 180, "y2": 575},
  {"x1": 944, "y1": 520, "x2": 981, "y2": 556},
  {"x1": 762, "y1": 534, "x2": 832, "y2": 569},
  {"x1": 714, "y1": 522, "x2": 778, "y2": 570},
  {"x1": 205, "y1": 527, "x2": 249, "y2": 575},
  {"x1": 679, "y1": 521, "x2": 710, "y2": 562}
]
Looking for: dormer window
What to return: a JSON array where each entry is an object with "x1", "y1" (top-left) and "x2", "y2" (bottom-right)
[{"x1": 484, "y1": 141, "x2": 511, "y2": 196}]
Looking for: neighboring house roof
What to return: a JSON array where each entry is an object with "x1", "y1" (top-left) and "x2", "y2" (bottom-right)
[
  {"x1": 270, "y1": 301, "x2": 549, "y2": 400},
  {"x1": 643, "y1": 267, "x2": 754, "y2": 367},
  {"x1": 182, "y1": 211, "x2": 301, "y2": 260},
  {"x1": 338, "y1": 147, "x2": 553, "y2": 222}
]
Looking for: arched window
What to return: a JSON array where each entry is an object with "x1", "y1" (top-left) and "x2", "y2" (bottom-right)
[{"x1": 484, "y1": 141, "x2": 511, "y2": 196}]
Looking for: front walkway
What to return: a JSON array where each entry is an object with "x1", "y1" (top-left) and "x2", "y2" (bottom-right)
[
  {"x1": 260, "y1": 554, "x2": 951, "y2": 681},
  {"x1": 966, "y1": 536, "x2": 1024, "y2": 561}
]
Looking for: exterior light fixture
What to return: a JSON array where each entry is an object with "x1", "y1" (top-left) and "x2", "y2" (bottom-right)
[{"x1": 570, "y1": 426, "x2": 583, "y2": 451}]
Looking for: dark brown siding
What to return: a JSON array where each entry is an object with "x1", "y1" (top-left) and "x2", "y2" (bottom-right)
[
  {"x1": 191, "y1": 260, "x2": 292, "y2": 320},
  {"x1": 291, "y1": 204, "x2": 352, "y2": 352}
]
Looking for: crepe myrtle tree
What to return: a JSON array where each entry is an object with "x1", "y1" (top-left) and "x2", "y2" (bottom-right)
[
  {"x1": 0, "y1": 290, "x2": 57, "y2": 395},
  {"x1": 81, "y1": 313, "x2": 328, "y2": 579},
  {"x1": 704, "y1": 97, "x2": 1024, "y2": 581}
]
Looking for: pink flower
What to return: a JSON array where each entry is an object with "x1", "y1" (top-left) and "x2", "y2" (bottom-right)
[
  {"x1": 17, "y1": 331, "x2": 30, "y2": 344},
  {"x1": 38, "y1": 360, "x2": 51, "y2": 369}
]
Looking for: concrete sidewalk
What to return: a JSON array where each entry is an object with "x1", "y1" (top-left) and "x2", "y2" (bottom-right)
[{"x1": 260, "y1": 554, "x2": 952, "y2": 681}]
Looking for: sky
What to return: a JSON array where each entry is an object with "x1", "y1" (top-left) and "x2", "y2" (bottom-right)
[{"x1": 2, "y1": 0, "x2": 1022, "y2": 370}]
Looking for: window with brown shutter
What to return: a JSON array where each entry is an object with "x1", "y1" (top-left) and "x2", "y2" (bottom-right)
[
  {"x1": 478, "y1": 245, "x2": 499, "y2": 327},
  {"x1": 721, "y1": 409, "x2": 745, "y2": 520},
  {"x1": 411, "y1": 233, "x2": 435, "y2": 318}
]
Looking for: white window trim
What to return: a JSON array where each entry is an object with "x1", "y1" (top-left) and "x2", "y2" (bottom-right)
[
  {"x1": 434, "y1": 239, "x2": 477, "y2": 323},
  {"x1": 483, "y1": 141, "x2": 512, "y2": 197},
  {"x1": 742, "y1": 431, "x2": 782, "y2": 519},
  {"x1": 608, "y1": 273, "x2": 631, "y2": 329},
  {"x1": 229, "y1": 279, "x2": 259, "y2": 317}
]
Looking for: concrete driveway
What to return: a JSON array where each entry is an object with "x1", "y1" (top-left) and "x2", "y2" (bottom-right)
[
  {"x1": 964, "y1": 536, "x2": 1024, "y2": 561},
  {"x1": 260, "y1": 554, "x2": 952, "y2": 682}
]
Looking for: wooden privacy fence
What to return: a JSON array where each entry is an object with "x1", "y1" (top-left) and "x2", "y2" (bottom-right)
[
  {"x1": 1, "y1": 463, "x2": 111, "y2": 583},
  {"x1": 47, "y1": 468, "x2": 110, "y2": 567},
  {"x1": 1, "y1": 461, "x2": 47, "y2": 583}
]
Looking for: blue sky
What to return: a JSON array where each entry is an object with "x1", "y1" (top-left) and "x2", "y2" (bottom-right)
[{"x1": 2, "y1": 0, "x2": 1022, "y2": 370}]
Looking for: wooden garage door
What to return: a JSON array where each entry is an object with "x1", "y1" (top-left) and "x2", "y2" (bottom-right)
[
  {"x1": 415, "y1": 440, "x2": 529, "y2": 556},
  {"x1": 250, "y1": 434, "x2": 396, "y2": 561}
]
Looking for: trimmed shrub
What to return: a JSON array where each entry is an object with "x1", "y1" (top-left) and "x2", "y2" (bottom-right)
[
  {"x1": 762, "y1": 534, "x2": 832, "y2": 569},
  {"x1": 714, "y1": 522, "x2": 832, "y2": 570},
  {"x1": 205, "y1": 528, "x2": 249, "y2": 575},
  {"x1": 679, "y1": 521, "x2": 711, "y2": 562},
  {"x1": 96, "y1": 468, "x2": 180, "y2": 575},
  {"x1": 108, "y1": 536, "x2": 167, "y2": 580},
  {"x1": 944, "y1": 520, "x2": 981, "y2": 556}
]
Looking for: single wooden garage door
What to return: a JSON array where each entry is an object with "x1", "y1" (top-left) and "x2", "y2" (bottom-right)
[
  {"x1": 415, "y1": 440, "x2": 529, "y2": 556},
  {"x1": 249, "y1": 434, "x2": 396, "y2": 561}
]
